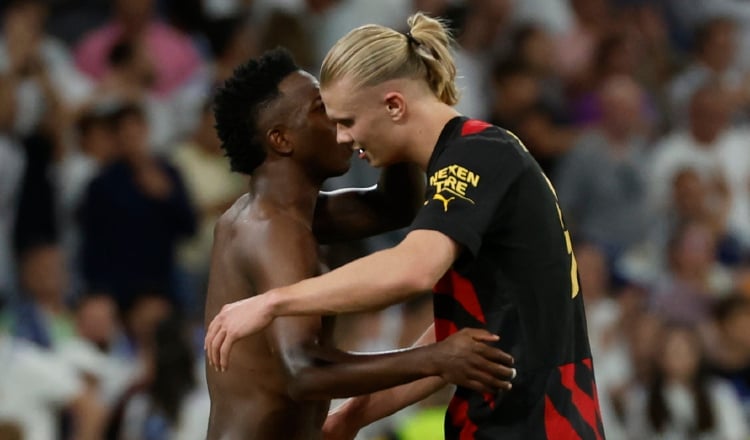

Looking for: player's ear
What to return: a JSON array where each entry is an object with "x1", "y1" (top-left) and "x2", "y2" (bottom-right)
[
  {"x1": 267, "y1": 126, "x2": 293, "y2": 156},
  {"x1": 384, "y1": 92, "x2": 406, "y2": 122}
]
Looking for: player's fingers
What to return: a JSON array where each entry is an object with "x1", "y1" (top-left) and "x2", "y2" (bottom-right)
[
  {"x1": 204, "y1": 317, "x2": 221, "y2": 363},
  {"x1": 219, "y1": 331, "x2": 235, "y2": 371},
  {"x1": 472, "y1": 355, "x2": 516, "y2": 380},
  {"x1": 475, "y1": 343, "x2": 514, "y2": 366},
  {"x1": 489, "y1": 365, "x2": 516, "y2": 383},
  {"x1": 469, "y1": 370, "x2": 510, "y2": 392},
  {"x1": 211, "y1": 328, "x2": 227, "y2": 372},
  {"x1": 466, "y1": 328, "x2": 500, "y2": 342},
  {"x1": 462, "y1": 378, "x2": 495, "y2": 395}
]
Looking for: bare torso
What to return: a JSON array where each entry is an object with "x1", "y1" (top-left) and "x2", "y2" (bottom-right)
[{"x1": 204, "y1": 195, "x2": 333, "y2": 440}]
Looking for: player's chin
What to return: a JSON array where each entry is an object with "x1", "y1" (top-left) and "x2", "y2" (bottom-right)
[{"x1": 367, "y1": 156, "x2": 390, "y2": 168}]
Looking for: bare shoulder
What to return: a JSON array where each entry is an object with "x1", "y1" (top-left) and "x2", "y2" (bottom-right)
[
  {"x1": 218, "y1": 198, "x2": 319, "y2": 275},
  {"x1": 214, "y1": 193, "x2": 251, "y2": 238}
]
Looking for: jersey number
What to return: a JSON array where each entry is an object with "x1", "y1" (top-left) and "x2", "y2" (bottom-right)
[
  {"x1": 544, "y1": 174, "x2": 579, "y2": 298},
  {"x1": 506, "y1": 130, "x2": 580, "y2": 298}
]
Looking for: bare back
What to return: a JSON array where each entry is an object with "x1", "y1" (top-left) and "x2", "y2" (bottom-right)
[{"x1": 204, "y1": 194, "x2": 333, "y2": 440}]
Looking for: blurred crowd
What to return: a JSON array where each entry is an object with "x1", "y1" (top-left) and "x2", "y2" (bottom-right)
[{"x1": 2, "y1": 0, "x2": 750, "y2": 439}]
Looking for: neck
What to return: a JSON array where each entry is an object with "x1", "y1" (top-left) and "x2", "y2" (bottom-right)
[
  {"x1": 249, "y1": 160, "x2": 321, "y2": 225},
  {"x1": 404, "y1": 101, "x2": 461, "y2": 171}
]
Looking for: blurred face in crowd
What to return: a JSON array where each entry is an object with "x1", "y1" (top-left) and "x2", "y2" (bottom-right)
[
  {"x1": 79, "y1": 118, "x2": 118, "y2": 164},
  {"x1": 669, "y1": 222, "x2": 716, "y2": 278},
  {"x1": 689, "y1": 86, "x2": 731, "y2": 145},
  {"x1": 596, "y1": 34, "x2": 640, "y2": 80},
  {"x1": 20, "y1": 245, "x2": 67, "y2": 305},
  {"x1": 3, "y1": 1, "x2": 47, "y2": 79},
  {"x1": 116, "y1": 111, "x2": 150, "y2": 162},
  {"x1": 700, "y1": 19, "x2": 737, "y2": 73},
  {"x1": 659, "y1": 327, "x2": 702, "y2": 384},
  {"x1": 671, "y1": 168, "x2": 706, "y2": 220},
  {"x1": 3, "y1": 1, "x2": 46, "y2": 43},
  {"x1": 76, "y1": 295, "x2": 119, "y2": 350},
  {"x1": 518, "y1": 27, "x2": 555, "y2": 75},
  {"x1": 126, "y1": 294, "x2": 172, "y2": 348},
  {"x1": 600, "y1": 76, "x2": 643, "y2": 140},
  {"x1": 491, "y1": 70, "x2": 540, "y2": 119}
]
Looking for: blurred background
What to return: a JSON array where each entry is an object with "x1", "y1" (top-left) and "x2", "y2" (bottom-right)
[{"x1": 2, "y1": 0, "x2": 750, "y2": 439}]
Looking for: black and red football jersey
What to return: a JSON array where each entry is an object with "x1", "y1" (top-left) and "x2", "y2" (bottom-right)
[{"x1": 411, "y1": 117, "x2": 605, "y2": 439}]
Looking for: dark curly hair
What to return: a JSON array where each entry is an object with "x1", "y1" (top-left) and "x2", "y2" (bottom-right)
[{"x1": 213, "y1": 48, "x2": 299, "y2": 175}]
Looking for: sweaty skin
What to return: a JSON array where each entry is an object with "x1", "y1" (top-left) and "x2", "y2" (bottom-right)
[
  {"x1": 204, "y1": 194, "x2": 332, "y2": 440},
  {"x1": 204, "y1": 71, "x2": 514, "y2": 440}
]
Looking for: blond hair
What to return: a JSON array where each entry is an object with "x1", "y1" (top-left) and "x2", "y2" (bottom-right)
[{"x1": 320, "y1": 12, "x2": 459, "y2": 105}]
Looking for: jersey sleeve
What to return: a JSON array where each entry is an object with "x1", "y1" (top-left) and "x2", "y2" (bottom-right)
[{"x1": 411, "y1": 132, "x2": 528, "y2": 257}]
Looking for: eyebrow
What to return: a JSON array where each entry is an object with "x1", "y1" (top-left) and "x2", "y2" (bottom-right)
[
  {"x1": 329, "y1": 116, "x2": 354, "y2": 126},
  {"x1": 325, "y1": 107, "x2": 354, "y2": 123}
]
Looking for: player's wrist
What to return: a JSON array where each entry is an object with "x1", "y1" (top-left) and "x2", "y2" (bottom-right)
[
  {"x1": 420, "y1": 344, "x2": 441, "y2": 377},
  {"x1": 262, "y1": 287, "x2": 284, "y2": 320}
]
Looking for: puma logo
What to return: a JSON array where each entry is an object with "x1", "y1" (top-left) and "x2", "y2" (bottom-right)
[{"x1": 433, "y1": 193, "x2": 455, "y2": 211}]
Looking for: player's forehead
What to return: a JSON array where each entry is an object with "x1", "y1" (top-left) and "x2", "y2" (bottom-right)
[
  {"x1": 278, "y1": 70, "x2": 320, "y2": 103},
  {"x1": 320, "y1": 77, "x2": 365, "y2": 117}
]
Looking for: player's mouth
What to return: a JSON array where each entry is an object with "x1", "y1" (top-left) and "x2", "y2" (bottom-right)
[{"x1": 358, "y1": 148, "x2": 367, "y2": 160}]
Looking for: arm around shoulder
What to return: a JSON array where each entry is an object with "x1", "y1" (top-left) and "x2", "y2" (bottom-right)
[
  {"x1": 205, "y1": 228, "x2": 461, "y2": 370},
  {"x1": 268, "y1": 229, "x2": 461, "y2": 317}
]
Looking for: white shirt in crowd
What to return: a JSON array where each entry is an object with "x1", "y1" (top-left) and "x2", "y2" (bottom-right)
[
  {"x1": 648, "y1": 127, "x2": 750, "y2": 247},
  {"x1": 0, "y1": 335, "x2": 84, "y2": 440}
]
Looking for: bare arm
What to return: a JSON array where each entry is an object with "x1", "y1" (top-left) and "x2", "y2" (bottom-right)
[
  {"x1": 245, "y1": 223, "x2": 512, "y2": 398},
  {"x1": 323, "y1": 325, "x2": 449, "y2": 439},
  {"x1": 274, "y1": 321, "x2": 510, "y2": 400},
  {"x1": 270, "y1": 229, "x2": 458, "y2": 315},
  {"x1": 313, "y1": 163, "x2": 424, "y2": 244},
  {"x1": 206, "y1": 229, "x2": 460, "y2": 369}
]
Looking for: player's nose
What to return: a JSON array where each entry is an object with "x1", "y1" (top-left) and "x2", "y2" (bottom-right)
[{"x1": 336, "y1": 126, "x2": 353, "y2": 145}]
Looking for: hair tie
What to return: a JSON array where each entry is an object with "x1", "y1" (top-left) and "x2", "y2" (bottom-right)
[{"x1": 404, "y1": 31, "x2": 420, "y2": 46}]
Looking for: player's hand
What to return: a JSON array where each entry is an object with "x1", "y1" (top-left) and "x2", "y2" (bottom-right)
[
  {"x1": 430, "y1": 328, "x2": 515, "y2": 394},
  {"x1": 204, "y1": 294, "x2": 274, "y2": 371},
  {"x1": 322, "y1": 408, "x2": 360, "y2": 440}
]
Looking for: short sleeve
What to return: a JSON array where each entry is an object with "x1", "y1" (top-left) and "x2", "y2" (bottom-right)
[{"x1": 411, "y1": 133, "x2": 527, "y2": 257}]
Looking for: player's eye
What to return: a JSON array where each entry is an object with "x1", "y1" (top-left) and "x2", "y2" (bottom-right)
[{"x1": 312, "y1": 98, "x2": 326, "y2": 113}]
